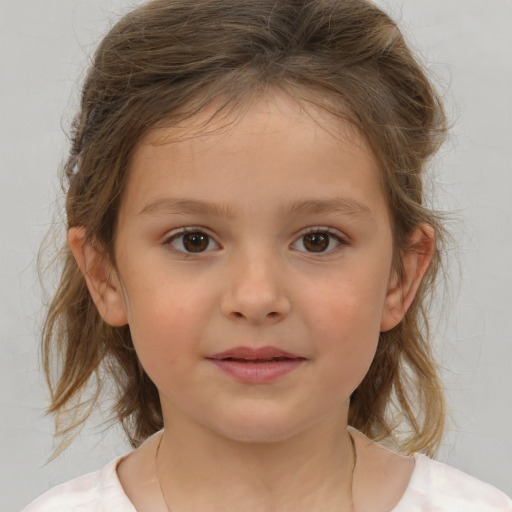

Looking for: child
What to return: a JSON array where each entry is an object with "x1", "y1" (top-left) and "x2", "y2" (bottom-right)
[{"x1": 24, "y1": 0, "x2": 512, "y2": 510}]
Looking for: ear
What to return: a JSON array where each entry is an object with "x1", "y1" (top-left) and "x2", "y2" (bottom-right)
[
  {"x1": 380, "y1": 224, "x2": 435, "y2": 332},
  {"x1": 68, "y1": 227, "x2": 128, "y2": 327}
]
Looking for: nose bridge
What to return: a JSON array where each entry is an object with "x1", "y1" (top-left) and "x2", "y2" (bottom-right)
[{"x1": 222, "y1": 241, "x2": 290, "y2": 324}]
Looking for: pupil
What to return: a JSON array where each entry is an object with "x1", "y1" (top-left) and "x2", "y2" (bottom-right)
[
  {"x1": 304, "y1": 233, "x2": 329, "y2": 252},
  {"x1": 183, "y1": 232, "x2": 209, "y2": 252}
]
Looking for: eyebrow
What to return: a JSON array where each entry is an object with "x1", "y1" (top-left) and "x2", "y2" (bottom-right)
[
  {"x1": 139, "y1": 196, "x2": 374, "y2": 222},
  {"x1": 139, "y1": 197, "x2": 235, "y2": 218},
  {"x1": 284, "y1": 197, "x2": 374, "y2": 222}
]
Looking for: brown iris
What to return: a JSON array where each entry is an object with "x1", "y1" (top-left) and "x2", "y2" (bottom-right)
[
  {"x1": 303, "y1": 232, "x2": 330, "y2": 252},
  {"x1": 183, "y1": 232, "x2": 210, "y2": 252}
]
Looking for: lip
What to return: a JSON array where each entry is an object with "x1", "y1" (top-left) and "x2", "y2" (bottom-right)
[
  {"x1": 207, "y1": 346, "x2": 306, "y2": 383},
  {"x1": 209, "y1": 346, "x2": 302, "y2": 361}
]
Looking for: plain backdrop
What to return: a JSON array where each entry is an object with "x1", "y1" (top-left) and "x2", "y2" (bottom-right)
[{"x1": 1, "y1": 1, "x2": 511, "y2": 510}]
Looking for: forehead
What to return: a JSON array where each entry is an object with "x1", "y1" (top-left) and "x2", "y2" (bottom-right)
[
  {"x1": 138, "y1": 90, "x2": 371, "y2": 158},
  {"x1": 122, "y1": 93, "x2": 386, "y2": 219}
]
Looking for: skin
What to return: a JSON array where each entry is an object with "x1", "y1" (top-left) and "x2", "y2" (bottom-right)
[{"x1": 70, "y1": 93, "x2": 433, "y2": 511}]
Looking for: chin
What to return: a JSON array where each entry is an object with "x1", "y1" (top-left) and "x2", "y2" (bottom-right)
[
  {"x1": 209, "y1": 410, "x2": 313, "y2": 444},
  {"x1": 221, "y1": 428, "x2": 303, "y2": 445}
]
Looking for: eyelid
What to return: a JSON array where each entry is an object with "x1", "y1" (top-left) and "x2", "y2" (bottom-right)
[
  {"x1": 296, "y1": 226, "x2": 348, "y2": 240},
  {"x1": 161, "y1": 225, "x2": 348, "y2": 255},
  {"x1": 163, "y1": 226, "x2": 221, "y2": 253},
  {"x1": 163, "y1": 225, "x2": 214, "y2": 239},
  {"x1": 291, "y1": 226, "x2": 348, "y2": 253}
]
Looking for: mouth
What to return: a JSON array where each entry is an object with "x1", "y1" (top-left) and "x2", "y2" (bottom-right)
[
  {"x1": 219, "y1": 356, "x2": 296, "y2": 363},
  {"x1": 208, "y1": 346, "x2": 304, "y2": 362},
  {"x1": 207, "y1": 346, "x2": 306, "y2": 383}
]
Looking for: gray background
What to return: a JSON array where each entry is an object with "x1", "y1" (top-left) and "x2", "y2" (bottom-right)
[{"x1": 1, "y1": 1, "x2": 511, "y2": 510}]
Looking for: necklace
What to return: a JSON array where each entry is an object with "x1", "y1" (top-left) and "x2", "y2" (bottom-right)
[{"x1": 155, "y1": 430, "x2": 358, "y2": 511}]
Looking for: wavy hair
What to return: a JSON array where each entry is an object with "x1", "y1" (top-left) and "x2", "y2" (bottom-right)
[{"x1": 42, "y1": 0, "x2": 447, "y2": 456}]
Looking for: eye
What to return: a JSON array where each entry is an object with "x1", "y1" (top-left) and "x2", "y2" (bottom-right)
[
  {"x1": 165, "y1": 228, "x2": 219, "y2": 253},
  {"x1": 292, "y1": 228, "x2": 345, "y2": 253}
]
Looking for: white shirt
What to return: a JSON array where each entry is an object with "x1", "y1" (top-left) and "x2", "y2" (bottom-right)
[{"x1": 23, "y1": 453, "x2": 512, "y2": 511}]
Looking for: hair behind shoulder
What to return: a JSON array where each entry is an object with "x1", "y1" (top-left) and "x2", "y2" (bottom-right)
[{"x1": 43, "y1": 0, "x2": 447, "y2": 456}]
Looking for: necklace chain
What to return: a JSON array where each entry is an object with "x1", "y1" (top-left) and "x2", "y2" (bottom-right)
[
  {"x1": 155, "y1": 430, "x2": 357, "y2": 512},
  {"x1": 155, "y1": 432, "x2": 174, "y2": 512}
]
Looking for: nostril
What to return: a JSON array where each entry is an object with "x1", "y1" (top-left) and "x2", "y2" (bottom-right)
[{"x1": 230, "y1": 311, "x2": 280, "y2": 321}]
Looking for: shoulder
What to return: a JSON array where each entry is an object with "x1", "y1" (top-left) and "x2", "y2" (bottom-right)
[
  {"x1": 393, "y1": 453, "x2": 512, "y2": 512},
  {"x1": 22, "y1": 457, "x2": 136, "y2": 512}
]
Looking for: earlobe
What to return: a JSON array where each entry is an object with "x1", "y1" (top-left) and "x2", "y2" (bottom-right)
[
  {"x1": 380, "y1": 224, "x2": 435, "y2": 332},
  {"x1": 68, "y1": 227, "x2": 128, "y2": 327}
]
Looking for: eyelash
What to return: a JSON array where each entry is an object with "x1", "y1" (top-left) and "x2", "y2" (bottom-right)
[
  {"x1": 164, "y1": 227, "x2": 220, "y2": 255},
  {"x1": 292, "y1": 227, "x2": 347, "y2": 255},
  {"x1": 163, "y1": 226, "x2": 347, "y2": 255}
]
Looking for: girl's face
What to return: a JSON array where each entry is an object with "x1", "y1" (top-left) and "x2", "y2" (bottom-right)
[{"x1": 98, "y1": 94, "x2": 408, "y2": 442}]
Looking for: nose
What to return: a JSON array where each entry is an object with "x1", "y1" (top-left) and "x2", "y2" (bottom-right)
[{"x1": 220, "y1": 249, "x2": 291, "y2": 325}]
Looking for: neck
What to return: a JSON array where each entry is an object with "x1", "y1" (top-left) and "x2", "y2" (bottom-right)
[{"x1": 157, "y1": 403, "x2": 356, "y2": 512}]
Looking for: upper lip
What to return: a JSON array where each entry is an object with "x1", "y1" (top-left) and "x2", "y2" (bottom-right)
[{"x1": 208, "y1": 346, "x2": 304, "y2": 361}]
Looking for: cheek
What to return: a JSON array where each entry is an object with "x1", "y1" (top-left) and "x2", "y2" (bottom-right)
[
  {"x1": 303, "y1": 272, "x2": 388, "y2": 380},
  {"x1": 121, "y1": 279, "x2": 213, "y2": 376},
  {"x1": 308, "y1": 271, "x2": 388, "y2": 336}
]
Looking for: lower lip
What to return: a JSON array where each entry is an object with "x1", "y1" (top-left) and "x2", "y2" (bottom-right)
[{"x1": 208, "y1": 359, "x2": 305, "y2": 383}]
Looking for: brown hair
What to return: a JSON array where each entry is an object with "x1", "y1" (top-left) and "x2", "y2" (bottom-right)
[{"x1": 43, "y1": 0, "x2": 447, "y2": 456}]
